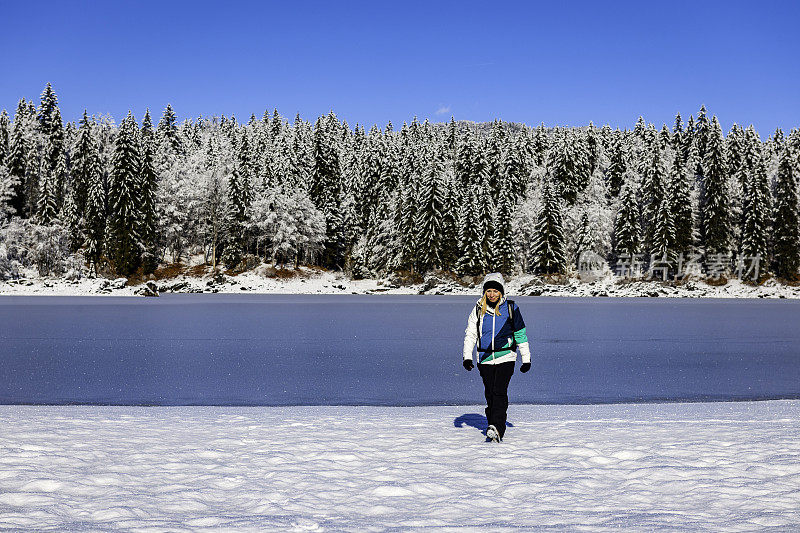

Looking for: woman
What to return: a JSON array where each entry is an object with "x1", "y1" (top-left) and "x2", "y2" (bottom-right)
[{"x1": 462, "y1": 272, "x2": 531, "y2": 442}]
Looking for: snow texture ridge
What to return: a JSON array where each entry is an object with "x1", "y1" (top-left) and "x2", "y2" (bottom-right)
[
  {"x1": 2, "y1": 267, "x2": 800, "y2": 299},
  {"x1": 0, "y1": 401, "x2": 798, "y2": 531}
]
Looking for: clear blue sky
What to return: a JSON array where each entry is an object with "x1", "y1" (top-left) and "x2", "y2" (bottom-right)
[{"x1": 2, "y1": 0, "x2": 798, "y2": 134}]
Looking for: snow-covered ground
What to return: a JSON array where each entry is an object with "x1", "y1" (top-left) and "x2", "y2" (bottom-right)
[
  {"x1": 2, "y1": 265, "x2": 800, "y2": 299},
  {"x1": 1, "y1": 401, "x2": 798, "y2": 531}
]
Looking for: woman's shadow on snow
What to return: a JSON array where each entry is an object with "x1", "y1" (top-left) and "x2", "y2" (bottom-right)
[{"x1": 453, "y1": 414, "x2": 514, "y2": 433}]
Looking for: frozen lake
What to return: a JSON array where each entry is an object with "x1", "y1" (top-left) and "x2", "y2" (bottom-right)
[{"x1": 1, "y1": 294, "x2": 799, "y2": 405}]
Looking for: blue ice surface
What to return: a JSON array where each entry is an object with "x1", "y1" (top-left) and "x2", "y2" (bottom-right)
[{"x1": 0, "y1": 294, "x2": 799, "y2": 406}]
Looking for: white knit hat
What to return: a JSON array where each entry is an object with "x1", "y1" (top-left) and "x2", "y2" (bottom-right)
[{"x1": 481, "y1": 272, "x2": 505, "y2": 296}]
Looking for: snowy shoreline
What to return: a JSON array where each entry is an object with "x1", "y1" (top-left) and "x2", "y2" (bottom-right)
[
  {"x1": 2, "y1": 267, "x2": 800, "y2": 299},
  {"x1": 1, "y1": 401, "x2": 798, "y2": 531}
]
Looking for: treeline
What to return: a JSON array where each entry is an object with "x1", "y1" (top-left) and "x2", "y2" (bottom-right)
[{"x1": 0, "y1": 83, "x2": 799, "y2": 282}]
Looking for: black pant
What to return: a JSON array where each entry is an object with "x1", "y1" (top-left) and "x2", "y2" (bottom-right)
[{"x1": 478, "y1": 361, "x2": 515, "y2": 439}]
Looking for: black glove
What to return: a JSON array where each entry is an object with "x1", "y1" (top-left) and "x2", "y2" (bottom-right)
[
  {"x1": 520, "y1": 362, "x2": 531, "y2": 373},
  {"x1": 463, "y1": 359, "x2": 474, "y2": 371}
]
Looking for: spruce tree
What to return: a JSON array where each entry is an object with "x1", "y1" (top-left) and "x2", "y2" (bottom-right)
[
  {"x1": 439, "y1": 170, "x2": 460, "y2": 272},
  {"x1": 700, "y1": 117, "x2": 731, "y2": 255},
  {"x1": 547, "y1": 129, "x2": 588, "y2": 204},
  {"x1": 673, "y1": 112, "x2": 683, "y2": 136},
  {"x1": 491, "y1": 179, "x2": 516, "y2": 275},
  {"x1": 502, "y1": 134, "x2": 526, "y2": 200},
  {"x1": 613, "y1": 181, "x2": 641, "y2": 260},
  {"x1": 586, "y1": 122, "x2": 601, "y2": 176},
  {"x1": 772, "y1": 142, "x2": 800, "y2": 279},
  {"x1": 650, "y1": 192, "x2": 676, "y2": 261},
  {"x1": 669, "y1": 149, "x2": 695, "y2": 256},
  {"x1": 24, "y1": 137, "x2": 41, "y2": 218},
  {"x1": 70, "y1": 111, "x2": 96, "y2": 217},
  {"x1": 76, "y1": 114, "x2": 104, "y2": 262},
  {"x1": 641, "y1": 142, "x2": 668, "y2": 252},
  {"x1": 37, "y1": 83, "x2": 59, "y2": 136},
  {"x1": 531, "y1": 123, "x2": 549, "y2": 167},
  {"x1": 455, "y1": 132, "x2": 474, "y2": 190},
  {"x1": 694, "y1": 105, "x2": 711, "y2": 177},
  {"x1": 573, "y1": 211, "x2": 592, "y2": 268},
  {"x1": 455, "y1": 183, "x2": 485, "y2": 276},
  {"x1": 7, "y1": 103, "x2": 28, "y2": 216},
  {"x1": 394, "y1": 166, "x2": 418, "y2": 272},
  {"x1": 531, "y1": 179, "x2": 567, "y2": 274},
  {"x1": 634, "y1": 116, "x2": 646, "y2": 140},
  {"x1": 107, "y1": 111, "x2": 142, "y2": 275},
  {"x1": 0, "y1": 164, "x2": 16, "y2": 220},
  {"x1": 740, "y1": 127, "x2": 771, "y2": 273},
  {"x1": 485, "y1": 121, "x2": 504, "y2": 197},
  {"x1": 0, "y1": 110, "x2": 9, "y2": 167},
  {"x1": 157, "y1": 104, "x2": 182, "y2": 154},
  {"x1": 36, "y1": 150, "x2": 58, "y2": 225},
  {"x1": 414, "y1": 151, "x2": 446, "y2": 272},
  {"x1": 605, "y1": 135, "x2": 627, "y2": 198},
  {"x1": 50, "y1": 128, "x2": 68, "y2": 212},
  {"x1": 726, "y1": 124, "x2": 746, "y2": 198},
  {"x1": 237, "y1": 129, "x2": 254, "y2": 205},
  {"x1": 139, "y1": 110, "x2": 158, "y2": 272}
]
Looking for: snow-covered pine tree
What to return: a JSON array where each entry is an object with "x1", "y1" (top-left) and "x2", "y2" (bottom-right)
[
  {"x1": 767, "y1": 127, "x2": 785, "y2": 162},
  {"x1": 469, "y1": 138, "x2": 496, "y2": 263},
  {"x1": 613, "y1": 179, "x2": 641, "y2": 260},
  {"x1": 694, "y1": 105, "x2": 711, "y2": 178},
  {"x1": 455, "y1": 183, "x2": 485, "y2": 276},
  {"x1": 455, "y1": 130, "x2": 474, "y2": 190},
  {"x1": 573, "y1": 211, "x2": 592, "y2": 269},
  {"x1": 503, "y1": 133, "x2": 527, "y2": 200},
  {"x1": 650, "y1": 190, "x2": 676, "y2": 263},
  {"x1": 0, "y1": 164, "x2": 15, "y2": 220},
  {"x1": 271, "y1": 108, "x2": 282, "y2": 141},
  {"x1": 659, "y1": 124, "x2": 671, "y2": 152},
  {"x1": 446, "y1": 117, "x2": 457, "y2": 161},
  {"x1": 308, "y1": 112, "x2": 348, "y2": 268},
  {"x1": 605, "y1": 133, "x2": 627, "y2": 198},
  {"x1": 641, "y1": 141, "x2": 668, "y2": 252},
  {"x1": 198, "y1": 137, "x2": 227, "y2": 269},
  {"x1": 48, "y1": 108, "x2": 66, "y2": 208},
  {"x1": 439, "y1": 165, "x2": 460, "y2": 272},
  {"x1": 669, "y1": 146, "x2": 695, "y2": 256},
  {"x1": 772, "y1": 142, "x2": 800, "y2": 279},
  {"x1": 587, "y1": 122, "x2": 602, "y2": 176},
  {"x1": 157, "y1": 104, "x2": 182, "y2": 155},
  {"x1": 106, "y1": 111, "x2": 142, "y2": 275},
  {"x1": 700, "y1": 117, "x2": 731, "y2": 255},
  {"x1": 37, "y1": 84, "x2": 59, "y2": 135},
  {"x1": 291, "y1": 117, "x2": 315, "y2": 192},
  {"x1": 547, "y1": 129, "x2": 588, "y2": 205},
  {"x1": 5, "y1": 102, "x2": 27, "y2": 217},
  {"x1": 24, "y1": 135, "x2": 41, "y2": 218},
  {"x1": 727, "y1": 124, "x2": 746, "y2": 189},
  {"x1": 634, "y1": 116, "x2": 646, "y2": 141},
  {"x1": 0, "y1": 110, "x2": 9, "y2": 167},
  {"x1": 491, "y1": 167, "x2": 517, "y2": 275},
  {"x1": 531, "y1": 178, "x2": 567, "y2": 274},
  {"x1": 485, "y1": 121, "x2": 505, "y2": 198},
  {"x1": 70, "y1": 111, "x2": 97, "y2": 219},
  {"x1": 673, "y1": 112, "x2": 683, "y2": 136},
  {"x1": 740, "y1": 126, "x2": 771, "y2": 274},
  {"x1": 36, "y1": 142, "x2": 58, "y2": 224},
  {"x1": 679, "y1": 113, "x2": 693, "y2": 159},
  {"x1": 414, "y1": 148, "x2": 446, "y2": 272},
  {"x1": 139, "y1": 110, "x2": 158, "y2": 273},
  {"x1": 83, "y1": 132, "x2": 106, "y2": 273},
  {"x1": 237, "y1": 128, "x2": 254, "y2": 207},
  {"x1": 531, "y1": 123, "x2": 548, "y2": 167}
]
